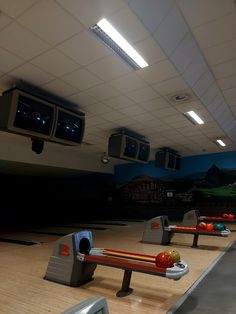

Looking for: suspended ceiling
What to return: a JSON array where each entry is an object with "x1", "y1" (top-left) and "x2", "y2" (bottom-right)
[{"x1": 0, "y1": 0, "x2": 235, "y2": 161}]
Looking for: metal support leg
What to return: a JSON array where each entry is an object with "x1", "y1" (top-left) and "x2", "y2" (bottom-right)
[
  {"x1": 192, "y1": 234, "x2": 199, "y2": 248},
  {"x1": 116, "y1": 269, "x2": 133, "y2": 297}
]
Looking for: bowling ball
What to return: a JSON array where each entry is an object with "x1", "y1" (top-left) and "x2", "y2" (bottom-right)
[
  {"x1": 164, "y1": 249, "x2": 180, "y2": 263},
  {"x1": 155, "y1": 252, "x2": 174, "y2": 268},
  {"x1": 196, "y1": 223, "x2": 204, "y2": 230},
  {"x1": 214, "y1": 223, "x2": 221, "y2": 231},
  {"x1": 205, "y1": 223, "x2": 214, "y2": 232},
  {"x1": 228, "y1": 214, "x2": 234, "y2": 219},
  {"x1": 222, "y1": 213, "x2": 229, "y2": 218},
  {"x1": 214, "y1": 223, "x2": 225, "y2": 231},
  {"x1": 197, "y1": 222, "x2": 206, "y2": 230}
]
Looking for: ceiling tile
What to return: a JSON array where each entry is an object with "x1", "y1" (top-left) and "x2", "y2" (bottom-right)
[
  {"x1": 18, "y1": 0, "x2": 83, "y2": 45},
  {"x1": 223, "y1": 87, "x2": 236, "y2": 100},
  {"x1": 134, "y1": 37, "x2": 166, "y2": 66},
  {"x1": 119, "y1": 105, "x2": 146, "y2": 116},
  {"x1": 86, "y1": 116, "x2": 108, "y2": 127},
  {"x1": 68, "y1": 91, "x2": 97, "y2": 107},
  {"x1": 87, "y1": 54, "x2": 131, "y2": 81},
  {"x1": 138, "y1": 59, "x2": 178, "y2": 84},
  {"x1": 0, "y1": 12, "x2": 13, "y2": 30},
  {"x1": 62, "y1": 68, "x2": 102, "y2": 90},
  {"x1": 114, "y1": 117, "x2": 136, "y2": 127},
  {"x1": 218, "y1": 75, "x2": 236, "y2": 90},
  {"x1": 0, "y1": 47, "x2": 25, "y2": 73},
  {"x1": 86, "y1": 83, "x2": 120, "y2": 101},
  {"x1": 84, "y1": 103, "x2": 113, "y2": 115},
  {"x1": 102, "y1": 111, "x2": 127, "y2": 121},
  {"x1": 154, "y1": 4, "x2": 188, "y2": 55},
  {"x1": 41, "y1": 79, "x2": 79, "y2": 98},
  {"x1": 125, "y1": 122, "x2": 146, "y2": 132},
  {"x1": 153, "y1": 76, "x2": 188, "y2": 95},
  {"x1": 103, "y1": 95, "x2": 135, "y2": 109},
  {"x1": 9, "y1": 63, "x2": 54, "y2": 85},
  {"x1": 0, "y1": 0, "x2": 38, "y2": 18},
  {"x1": 201, "y1": 82, "x2": 220, "y2": 106},
  {"x1": 96, "y1": 121, "x2": 119, "y2": 131},
  {"x1": 0, "y1": 22, "x2": 50, "y2": 59},
  {"x1": 193, "y1": 70, "x2": 214, "y2": 98},
  {"x1": 133, "y1": 112, "x2": 155, "y2": 122},
  {"x1": 127, "y1": 0, "x2": 174, "y2": 34},
  {"x1": 56, "y1": 0, "x2": 126, "y2": 27},
  {"x1": 193, "y1": 12, "x2": 236, "y2": 49},
  {"x1": 147, "y1": 118, "x2": 169, "y2": 127},
  {"x1": 31, "y1": 49, "x2": 80, "y2": 77},
  {"x1": 57, "y1": 30, "x2": 110, "y2": 66},
  {"x1": 152, "y1": 106, "x2": 179, "y2": 118},
  {"x1": 183, "y1": 53, "x2": 207, "y2": 87},
  {"x1": 212, "y1": 59, "x2": 236, "y2": 80},
  {"x1": 127, "y1": 86, "x2": 159, "y2": 103},
  {"x1": 139, "y1": 97, "x2": 170, "y2": 111},
  {"x1": 177, "y1": 0, "x2": 235, "y2": 28},
  {"x1": 204, "y1": 39, "x2": 236, "y2": 66},
  {"x1": 110, "y1": 73, "x2": 147, "y2": 93},
  {"x1": 109, "y1": 6, "x2": 149, "y2": 44},
  {"x1": 171, "y1": 32, "x2": 199, "y2": 74}
]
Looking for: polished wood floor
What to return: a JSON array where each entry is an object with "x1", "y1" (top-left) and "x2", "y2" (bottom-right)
[{"x1": 0, "y1": 222, "x2": 235, "y2": 314}]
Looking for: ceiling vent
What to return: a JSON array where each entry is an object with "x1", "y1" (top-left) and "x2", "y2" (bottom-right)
[
  {"x1": 170, "y1": 93, "x2": 190, "y2": 103},
  {"x1": 167, "y1": 90, "x2": 195, "y2": 105}
]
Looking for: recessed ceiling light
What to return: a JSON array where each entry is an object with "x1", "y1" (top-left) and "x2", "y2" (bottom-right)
[
  {"x1": 216, "y1": 139, "x2": 226, "y2": 147},
  {"x1": 185, "y1": 110, "x2": 204, "y2": 125},
  {"x1": 90, "y1": 18, "x2": 148, "y2": 70}
]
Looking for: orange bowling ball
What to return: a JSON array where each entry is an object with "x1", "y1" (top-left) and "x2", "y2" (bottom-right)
[
  {"x1": 155, "y1": 252, "x2": 174, "y2": 268},
  {"x1": 205, "y1": 223, "x2": 214, "y2": 232}
]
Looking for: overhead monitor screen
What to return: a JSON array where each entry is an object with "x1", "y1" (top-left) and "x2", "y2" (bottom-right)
[
  {"x1": 124, "y1": 137, "x2": 138, "y2": 158},
  {"x1": 14, "y1": 95, "x2": 54, "y2": 135},
  {"x1": 55, "y1": 110, "x2": 84, "y2": 143},
  {"x1": 138, "y1": 143, "x2": 150, "y2": 161}
]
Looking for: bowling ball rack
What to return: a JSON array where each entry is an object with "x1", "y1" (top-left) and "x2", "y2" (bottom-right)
[
  {"x1": 142, "y1": 215, "x2": 231, "y2": 248},
  {"x1": 44, "y1": 231, "x2": 189, "y2": 297}
]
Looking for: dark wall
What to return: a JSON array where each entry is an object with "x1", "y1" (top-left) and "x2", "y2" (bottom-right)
[{"x1": 0, "y1": 173, "x2": 114, "y2": 226}]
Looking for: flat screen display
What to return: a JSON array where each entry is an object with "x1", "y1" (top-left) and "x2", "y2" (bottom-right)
[
  {"x1": 167, "y1": 152, "x2": 176, "y2": 169},
  {"x1": 138, "y1": 143, "x2": 150, "y2": 161},
  {"x1": 124, "y1": 137, "x2": 138, "y2": 158},
  {"x1": 14, "y1": 95, "x2": 54, "y2": 135},
  {"x1": 55, "y1": 110, "x2": 84, "y2": 143}
]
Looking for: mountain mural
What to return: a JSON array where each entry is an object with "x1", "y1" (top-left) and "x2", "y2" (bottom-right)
[{"x1": 204, "y1": 164, "x2": 236, "y2": 187}]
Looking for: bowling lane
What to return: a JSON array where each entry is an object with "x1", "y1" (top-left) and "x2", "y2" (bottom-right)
[{"x1": 1, "y1": 220, "x2": 236, "y2": 314}]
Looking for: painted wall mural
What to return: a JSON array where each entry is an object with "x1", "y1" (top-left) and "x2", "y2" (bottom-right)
[{"x1": 113, "y1": 164, "x2": 236, "y2": 214}]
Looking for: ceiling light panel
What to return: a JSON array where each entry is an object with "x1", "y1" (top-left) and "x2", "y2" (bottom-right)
[
  {"x1": 90, "y1": 18, "x2": 148, "y2": 70},
  {"x1": 216, "y1": 139, "x2": 226, "y2": 147},
  {"x1": 186, "y1": 110, "x2": 204, "y2": 125}
]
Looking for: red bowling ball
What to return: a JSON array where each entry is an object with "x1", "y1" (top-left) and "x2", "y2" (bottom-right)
[
  {"x1": 155, "y1": 252, "x2": 174, "y2": 268},
  {"x1": 196, "y1": 222, "x2": 206, "y2": 230},
  {"x1": 222, "y1": 213, "x2": 229, "y2": 218},
  {"x1": 228, "y1": 214, "x2": 234, "y2": 219}
]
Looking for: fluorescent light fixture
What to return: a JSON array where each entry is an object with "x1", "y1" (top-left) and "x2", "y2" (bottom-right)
[
  {"x1": 186, "y1": 110, "x2": 204, "y2": 125},
  {"x1": 90, "y1": 18, "x2": 148, "y2": 70},
  {"x1": 216, "y1": 139, "x2": 226, "y2": 147}
]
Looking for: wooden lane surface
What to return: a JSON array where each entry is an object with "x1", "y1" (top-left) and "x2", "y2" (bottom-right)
[{"x1": 0, "y1": 221, "x2": 235, "y2": 314}]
